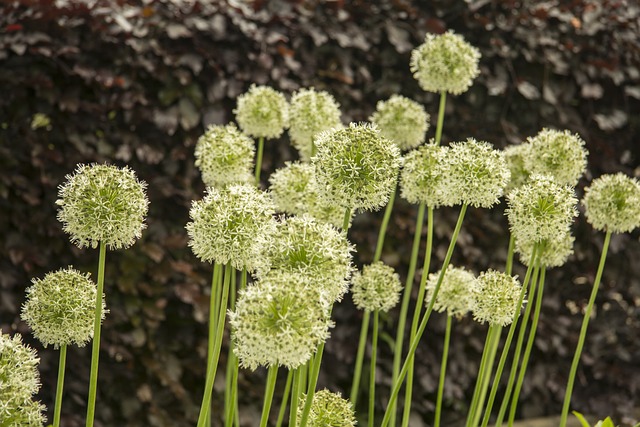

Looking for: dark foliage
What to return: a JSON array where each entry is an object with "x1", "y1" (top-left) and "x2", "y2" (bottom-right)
[{"x1": 1, "y1": 0, "x2": 639, "y2": 425}]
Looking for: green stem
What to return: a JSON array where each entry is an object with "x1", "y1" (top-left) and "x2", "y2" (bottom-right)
[
  {"x1": 276, "y1": 370, "x2": 294, "y2": 427},
  {"x1": 299, "y1": 340, "x2": 325, "y2": 427},
  {"x1": 374, "y1": 185, "x2": 397, "y2": 262},
  {"x1": 434, "y1": 316, "x2": 452, "y2": 427},
  {"x1": 505, "y1": 234, "x2": 515, "y2": 276},
  {"x1": 53, "y1": 344, "x2": 67, "y2": 427},
  {"x1": 255, "y1": 136, "x2": 265, "y2": 184},
  {"x1": 203, "y1": 264, "x2": 222, "y2": 423},
  {"x1": 434, "y1": 91, "x2": 447, "y2": 145},
  {"x1": 225, "y1": 269, "x2": 237, "y2": 427},
  {"x1": 350, "y1": 310, "x2": 371, "y2": 406},
  {"x1": 559, "y1": 231, "x2": 611, "y2": 427},
  {"x1": 342, "y1": 207, "x2": 352, "y2": 232},
  {"x1": 466, "y1": 325, "x2": 501, "y2": 427},
  {"x1": 260, "y1": 366, "x2": 279, "y2": 427},
  {"x1": 86, "y1": 240, "x2": 106, "y2": 427},
  {"x1": 290, "y1": 365, "x2": 306, "y2": 427},
  {"x1": 369, "y1": 310, "x2": 380, "y2": 427}
]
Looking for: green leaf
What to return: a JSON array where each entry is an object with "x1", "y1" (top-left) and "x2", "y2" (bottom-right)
[{"x1": 572, "y1": 411, "x2": 592, "y2": 427}]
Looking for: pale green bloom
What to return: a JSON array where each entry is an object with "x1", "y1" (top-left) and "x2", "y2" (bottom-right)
[
  {"x1": 425, "y1": 265, "x2": 477, "y2": 318},
  {"x1": 312, "y1": 123, "x2": 401, "y2": 212},
  {"x1": 515, "y1": 232, "x2": 575, "y2": 268},
  {"x1": 289, "y1": 88, "x2": 342, "y2": 161},
  {"x1": 582, "y1": 173, "x2": 640, "y2": 233},
  {"x1": 351, "y1": 261, "x2": 402, "y2": 312},
  {"x1": 56, "y1": 164, "x2": 148, "y2": 250},
  {"x1": 194, "y1": 123, "x2": 255, "y2": 188},
  {"x1": 504, "y1": 143, "x2": 531, "y2": 192},
  {"x1": 297, "y1": 389, "x2": 356, "y2": 427},
  {"x1": 472, "y1": 270, "x2": 522, "y2": 327},
  {"x1": 410, "y1": 30, "x2": 481, "y2": 95},
  {"x1": 523, "y1": 128, "x2": 588, "y2": 186},
  {"x1": 234, "y1": 84, "x2": 289, "y2": 139},
  {"x1": 399, "y1": 142, "x2": 450, "y2": 207},
  {"x1": 22, "y1": 267, "x2": 105, "y2": 348},
  {"x1": 369, "y1": 95, "x2": 429, "y2": 151}
]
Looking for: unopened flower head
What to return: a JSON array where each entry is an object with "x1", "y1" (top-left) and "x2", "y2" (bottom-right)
[
  {"x1": 22, "y1": 267, "x2": 105, "y2": 348},
  {"x1": 410, "y1": 30, "x2": 481, "y2": 95},
  {"x1": 400, "y1": 142, "x2": 450, "y2": 207},
  {"x1": 186, "y1": 184, "x2": 276, "y2": 272},
  {"x1": 257, "y1": 215, "x2": 354, "y2": 303},
  {"x1": 425, "y1": 265, "x2": 477, "y2": 318},
  {"x1": 194, "y1": 123, "x2": 255, "y2": 188},
  {"x1": 515, "y1": 232, "x2": 575, "y2": 268},
  {"x1": 297, "y1": 389, "x2": 356, "y2": 427},
  {"x1": 504, "y1": 143, "x2": 531, "y2": 192},
  {"x1": 582, "y1": 173, "x2": 640, "y2": 233},
  {"x1": 56, "y1": 164, "x2": 148, "y2": 250},
  {"x1": 506, "y1": 175, "x2": 578, "y2": 244},
  {"x1": 229, "y1": 271, "x2": 333, "y2": 371},
  {"x1": 351, "y1": 261, "x2": 402, "y2": 312},
  {"x1": 268, "y1": 161, "x2": 345, "y2": 228},
  {"x1": 312, "y1": 123, "x2": 401, "y2": 212},
  {"x1": 369, "y1": 95, "x2": 429, "y2": 151},
  {"x1": 289, "y1": 88, "x2": 343, "y2": 161},
  {"x1": 524, "y1": 128, "x2": 588, "y2": 186},
  {"x1": 445, "y1": 138, "x2": 510, "y2": 208},
  {"x1": 234, "y1": 84, "x2": 289, "y2": 139},
  {"x1": 472, "y1": 270, "x2": 522, "y2": 327}
]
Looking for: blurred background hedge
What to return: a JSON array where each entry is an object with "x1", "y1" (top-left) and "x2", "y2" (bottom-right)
[{"x1": 1, "y1": 1, "x2": 639, "y2": 426}]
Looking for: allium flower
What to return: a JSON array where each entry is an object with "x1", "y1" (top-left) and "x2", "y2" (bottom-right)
[
  {"x1": 312, "y1": 123, "x2": 401, "y2": 212},
  {"x1": 234, "y1": 84, "x2": 289, "y2": 139},
  {"x1": 424, "y1": 265, "x2": 477, "y2": 318},
  {"x1": 399, "y1": 143, "x2": 450, "y2": 207},
  {"x1": 351, "y1": 261, "x2": 402, "y2": 312},
  {"x1": 289, "y1": 88, "x2": 343, "y2": 161},
  {"x1": 21, "y1": 267, "x2": 105, "y2": 348},
  {"x1": 56, "y1": 164, "x2": 148, "y2": 250},
  {"x1": 0, "y1": 333, "x2": 47, "y2": 426},
  {"x1": 268, "y1": 161, "x2": 346, "y2": 228},
  {"x1": 194, "y1": 123, "x2": 255, "y2": 188},
  {"x1": 472, "y1": 270, "x2": 522, "y2": 327},
  {"x1": 186, "y1": 184, "x2": 276, "y2": 272},
  {"x1": 445, "y1": 138, "x2": 510, "y2": 208},
  {"x1": 369, "y1": 95, "x2": 429, "y2": 151},
  {"x1": 503, "y1": 143, "x2": 531, "y2": 192},
  {"x1": 582, "y1": 173, "x2": 640, "y2": 233},
  {"x1": 515, "y1": 232, "x2": 575, "y2": 268},
  {"x1": 523, "y1": 128, "x2": 588, "y2": 186},
  {"x1": 506, "y1": 175, "x2": 578, "y2": 244},
  {"x1": 297, "y1": 389, "x2": 356, "y2": 427},
  {"x1": 410, "y1": 30, "x2": 481, "y2": 95},
  {"x1": 229, "y1": 271, "x2": 333, "y2": 371}
]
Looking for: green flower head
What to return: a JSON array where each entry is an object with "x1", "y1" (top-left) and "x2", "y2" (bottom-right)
[
  {"x1": 445, "y1": 138, "x2": 510, "y2": 208},
  {"x1": 515, "y1": 232, "x2": 575, "y2": 268},
  {"x1": 503, "y1": 143, "x2": 531, "y2": 192},
  {"x1": 369, "y1": 95, "x2": 429, "y2": 151},
  {"x1": 297, "y1": 389, "x2": 357, "y2": 427},
  {"x1": 186, "y1": 184, "x2": 276, "y2": 272},
  {"x1": 472, "y1": 270, "x2": 522, "y2": 327},
  {"x1": 351, "y1": 261, "x2": 402, "y2": 312},
  {"x1": 289, "y1": 88, "x2": 343, "y2": 161},
  {"x1": 56, "y1": 164, "x2": 148, "y2": 250},
  {"x1": 582, "y1": 173, "x2": 640, "y2": 233},
  {"x1": 523, "y1": 128, "x2": 588, "y2": 186},
  {"x1": 400, "y1": 142, "x2": 450, "y2": 207},
  {"x1": 312, "y1": 123, "x2": 401, "y2": 212},
  {"x1": 22, "y1": 267, "x2": 105, "y2": 348},
  {"x1": 194, "y1": 123, "x2": 255, "y2": 188},
  {"x1": 234, "y1": 84, "x2": 289, "y2": 139},
  {"x1": 410, "y1": 30, "x2": 481, "y2": 95},
  {"x1": 425, "y1": 265, "x2": 477, "y2": 318},
  {"x1": 229, "y1": 271, "x2": 333, "y2": 371},
  {"x1": 506, "y1": 175, "x2": 578, "y2": 244}
]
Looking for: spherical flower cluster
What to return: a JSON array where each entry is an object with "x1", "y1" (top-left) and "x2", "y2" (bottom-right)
[
  {"x1": 312, "y1": 123, "x2": 402, "y2": 212},
  {"x1": 289, "y1": 88, "x2": 343, "y2": 161},
  {"x1": 194, "y1": 123, "x2": 255, "y2": 188},
  {"x1": 506, "y1": 175, "x2": 578, "y2": 244},
  {"x1": 351, "y1": 261, "x2": 402, "y2": 312},
  {"x1": 234, "y1": 84, "x2": 289, "y2": 139},
  {"x1": 425, "y1": 265, "x2": 477, "y2": 318},
  {"x1": 515, "y1": 232, "x2": 575, "y2": 268},
  {"x1": 410, "y1": 30, "x2": 481, "y2": 95},
  {"x1": 268, "y1": 161, "x2": 346, "y2": 228},
  {"x1": 257, "y1": 215, "x2": 354, "y2": 303},
  {"x1": 56, "y1": 164, "x2": 148, "y2": 250},
  {"x1": 400, "y1": 143, "x2": 450, "y2": 207},
  {"x1": 186, "y1": 184, "x2": 276, "y2": 272},
  {"x1": 0, "y1": 333, "x2": 47, "y2": 426},
  {"x1": 369, "y1": 95, "x2": 429, "y2": 151},
  {"x1": 503, "y1": 143, "x2": 531, "y2": 192},
  {"x1": 523, "y1": 128, "x2": 588, "y2": 186},
  {"x1": 297, "y1": 389, "x2": 356, "y2": 427},
  {"x1": 582, "y1": 173, "x2": 640, "y2": 233},
  {"x1": 472, "y1": 270, "x2": 522, "y2": 327},
  {"x1": 445, "y1": 138, "x2": 510, "y2": 208},
  {"x1": 229, "y1": 271, "x2": 333, "y2": 371},
  {"x1": 21, "y1": 267, "x2": 105, "y2": 348}
]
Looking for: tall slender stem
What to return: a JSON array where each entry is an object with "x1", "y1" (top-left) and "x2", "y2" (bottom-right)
[
  {"x1": 374, "y1": 185, "x2": 397, "y2": 262},
  {"x1": 298, "y1": 341, "x2": 325, "y2": 427},
  {"x1": 434, "y1": 316, "x2": 452, "y2": 427},
  {"x1": 342, "y1": 207, "x2": 352, "y2": 232},
  {"x1": 289, "y1": 365, "x2": 306, "y2": 427},
  {"x1": 53, "y1": 344, "x2": 67, "y2": 427},
  {"x1": 368, "y1": 310, "x2": 380, "y2": 427},
  {"x1": 86, "y1": 240, "x2": 106, "y2": 427},
  {"x1": 255, "y1": 136, "x2": 265, "y2": 184},
  {"x1": 350, "y1": 310, "x2": 371, "y2": 406},
  {"x1": 434, "y1": 91, "x2": 447, "y2": 145},
  {"x1": 225, "y1": 269, "x2": 238, "y2": 427},
  {"x1": 275, "y1": 370, "x2": 293, "y2": 427},
  {"x1": 259, "y1": 366, "x2": 279, "y2": 427},
  {"x1": 466, "y1": 325, "x2": 501, "y2": 427}
]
